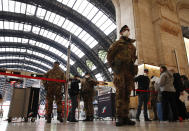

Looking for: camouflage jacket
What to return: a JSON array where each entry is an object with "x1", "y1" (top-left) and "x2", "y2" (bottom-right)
[
  {"x1": 107, "y1": 36, "x2": 137, "y2": 75},
  {"x1": 43, "y1": 67, "x2": 65, "y2": 89},
  {"x1": 81, "y1": 78, "x2": 98, "y2": 95}
]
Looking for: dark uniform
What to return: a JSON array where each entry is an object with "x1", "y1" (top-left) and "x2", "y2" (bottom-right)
[
  {"x1": 81, "y1": 76, "x2": 98, "y2": 121},
  {"x1": 68, "y1": 77, "x2": 80, "y2": 122},
  {"x1": 43, "y1": 62, "x2": 65, "y2": 123},
  {"x1": 107, "y1": 27, "x2": 138, "y2": 126},
  {"x1": 135, "y1": 74, "x2": 151, "y2": 121}
]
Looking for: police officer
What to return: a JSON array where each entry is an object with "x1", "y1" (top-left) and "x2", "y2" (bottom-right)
[
  {"x1": 43, "y1": 61, "x2": 66, "y2": 123},
  {"x1": 107, "y1": 25, "x2": 138, "y2": 126},
  {"x1": 135, "y1": 69, "x2": 151, "y2": 121},
  {"x1": 67, "y1": 75, "x2": 80, "y2": 122},
  {"x1": 81, "y1": 73, "x2": 99, "y2": 121}
]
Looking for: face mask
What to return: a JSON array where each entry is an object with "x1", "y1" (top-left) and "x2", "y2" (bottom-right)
[
  {"x1": 85, "y1": 75, "x2": 90, "y2": 78},
  {"x1": 122, "y1": 30, "x2": 130, "y2": 37}
]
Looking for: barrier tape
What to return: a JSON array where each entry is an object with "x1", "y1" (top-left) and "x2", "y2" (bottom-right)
[
  {"x1": 0, "y1": 72, "x2": 66, "y2": 83},
  {"x1": 136, "y1": 89, "x2": 153, "y2": 93}
]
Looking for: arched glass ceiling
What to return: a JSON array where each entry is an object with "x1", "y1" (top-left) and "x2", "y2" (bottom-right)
[
  {"x1": 0, "y1": 0, "x2": 116, "y2": 80},
  {"x1": 56, "y1": 0, "x2": 116, "y2": 35},
  {"x1": 0, "y1": 36, "x2": 75, "y2": 65}
]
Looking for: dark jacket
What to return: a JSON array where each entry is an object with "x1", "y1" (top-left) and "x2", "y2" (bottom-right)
[
  {"x1": 69, "y1": 79, "x2": 80, "y2": 97},
  {"x1": 135, "y1": 75, "x2": 150, "y2": 90}
]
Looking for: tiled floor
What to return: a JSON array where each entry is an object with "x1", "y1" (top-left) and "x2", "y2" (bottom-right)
[{"x1": 0, "y1": 119, "x2": 189, "y2": 131}]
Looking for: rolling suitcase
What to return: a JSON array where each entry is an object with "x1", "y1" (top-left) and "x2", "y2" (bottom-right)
[{"x1": 8, "y1": 87, "x2": 40, "y2": 122}]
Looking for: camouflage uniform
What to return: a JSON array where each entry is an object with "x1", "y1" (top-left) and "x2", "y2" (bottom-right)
[
  {"x1": 107, "y1": 36, "x2": 138, "y2": 118},
  {"x1": 81, "y1": 78, "x2": 98, "y2": 118},
  {"x1": 43, "y1": 66, "x2": 65, "y2": 116}
]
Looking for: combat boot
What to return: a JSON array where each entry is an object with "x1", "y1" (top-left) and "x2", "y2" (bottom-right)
[
  {"x1": 116, "y1": 117, "x2": 124, "y2": 126},
  {"x1": 46, "y1": 115, "x2": 51, "y2": 123},
  {"x1": 57, "y1": 113, "x2": 63, "y2": 123},
  {"x1": 83, "y1": 116, "x2": 90, "y2": 121},
  {"x1": 89, "y1": 116, "x2": 94, "y2": 121},
  {"x1": 124, "y1": 117, "x2": 136, "y2": 125}
]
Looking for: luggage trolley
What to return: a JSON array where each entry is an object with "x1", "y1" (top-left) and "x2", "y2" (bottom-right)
[{"x1": 8, "y1": 87, "x2": 40, "y2": 122}]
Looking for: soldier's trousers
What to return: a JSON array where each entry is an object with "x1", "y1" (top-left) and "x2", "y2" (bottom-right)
[
  {"x1": 82, "y1": 94, "x2": 94, "y2": 117},
  {"x1": 113, "y1": 73, "x2": 134, "y2": 118},
  {"x1": 46, "y1": 86, "x2": 62, "y2": 116}
]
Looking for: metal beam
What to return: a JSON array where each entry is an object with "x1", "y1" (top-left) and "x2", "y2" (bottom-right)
[
  {"x1": 0, "y1": 52, "x2": 78, "y2": 75},
  {"x1": 0, "y1": 29, "x2": 92, "y2": 75},
  {"x1": 13, "y1": 0, "x2": 113, "y2": 50},
  {"x1": 0, "y1": 42, "x2": 78, "y2": 74},
  {"x1": 88, "y1": 0, "x2": 115, "y2": 22},
  {"x1": 0, "y1": 65, "x2": 45, "y2": 74},
  {"x1": 0, "y1": 59, "x2": 49, "y2": 71},
  {"x1": 0, "y1": 12, "x2": 111, "y2": 80}
]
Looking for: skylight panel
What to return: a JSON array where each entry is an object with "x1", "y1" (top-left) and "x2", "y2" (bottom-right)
[
  {"x1": 29, "y1": 40, "x2": 36, "y2": 45},
  {"x1": 15, "y1": 2, "x2": 21, "y2": 13},
  {"x1": 104, "y1": 23, "x2": 116, "y2": 35},
  {"x1": 4, "y1": 21, "x2": 9, "y2": 29},
  {"x1": 36, "y1": 7, "x2": 47, "y2": 19},
  {"x1": 20, "y1": 3, "x2": 26, "y2": 14},
  {"x1": 53, "y1": 15, "x2": 61, "y2": 25},
  {"x1": 62, "y1": 19, "x2": 70, "y2": 29},
  {"x1": 95, "y1": 15, "x2": 108, "y2": 27},
  {"x1": 49, "y1": 32, "x2": 57, "y2": 40},
  {"x1": 66, "y1": 21, "x2": 74, "y2": 31},
  {"x1": 2, "y1": 0, "x2": 9, "y2": 12},
  {"x1": 9, "y1": 22, "x2": 14, "y2": 29},
  {"x1": 91, "y1": 11, "x2": 103, "y2": 24},
  {"x1": 70, "y1": 24, "x2": 78, "y2": 34},
  {"x1": 86, "y1": 6, "x2": 99, "y2": 20},
  {"x1": 9, "y1": 0, "x2": 15, "y2": 12},
  {"x1": 82, "y1": 2, "x2": 93, "y2": 17},
  {"x1": 89, "y1": 40, "x2": 98, "y2": 48},
  {"x1": 9, "y1": 37, "x2": 14, "y2": 42},
  {"x1": 32, "y1": 26, "x2": 41, "y2": 34},
  {"x1": 85, "y1": 37, "x2": 94, "y2": 45},
  {"x1": 67, "y1": 0, "x2": 76, "y2": 8},
  {"x1": 18, "y1": 23, "x2": 24, "y2": 31},
  {"x1": 62, "y1": 0, "x2": 69, "y2": 5},
  {"x1": 4, "y1": 37, "x2": 10, "y2": 42},
  {"x1": 45, "y1": 11, "x2": 52, "y2": 21},
  {"x1": 23, "y1": 24, "x2": 31, "y2": 31},
  {"x1": 22, "y1": 38, "x2": 28, "y2": 43},
  {"x1": 14, "y1": 22, "x2": 19, "y2": 30},
  {"x1": 0, "y1": 0, "x2": 2, "y2": 11},
  {"x1": 49, "y1": 12, "x2": 56, "y2": 23},
  {"x1": 26, "y1": 4, "x2": 36, "y2": 15},
  {"x1": 42, "y1": 30, "x2": 49, "y2": 37},
  {"x1": 77, "y1": 0, "x2": 88, "y2": 14},
  {"x1": 0, "y1": 21, "x2": 3, "y2": 29},
  {"x1": 20, "y1": 49, "x2": 26, "y2": 52},
  {"x1": 78, "y1": 30, "x2": 87, "y2": 39},
  {"x1": 13, "y1": 37, "x2": 17, "y2": 42},
  {"x1": 39, "y1": 28, "x2": 45, "y2": 36},
  {"x1": 57, "y1": 16, "x2": 65, "y2": 26},
  {"x1": 99, "y1": 19, "x2": 112, "y2": 31},
  {"x1": 81, "y1": 33, "x2": 90, "y2": 42},
  {"x1": 74, "y1": 27, "x2": 82, "y2": 36}
]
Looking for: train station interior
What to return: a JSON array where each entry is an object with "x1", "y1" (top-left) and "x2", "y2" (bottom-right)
[{"x1": 0, "y1": 0, "x2": 189, "y2": 130}]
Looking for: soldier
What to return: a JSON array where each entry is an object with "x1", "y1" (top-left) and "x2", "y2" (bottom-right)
[
  {"x1": 107, "y1": 25, "x2": 138, "y2": 126},
  {"x1": 43, "y1": 61, "x2": 66, "y2": 123},
  {"x1": 81, "y1": 73, "x2": 99, "y2": 121}
]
